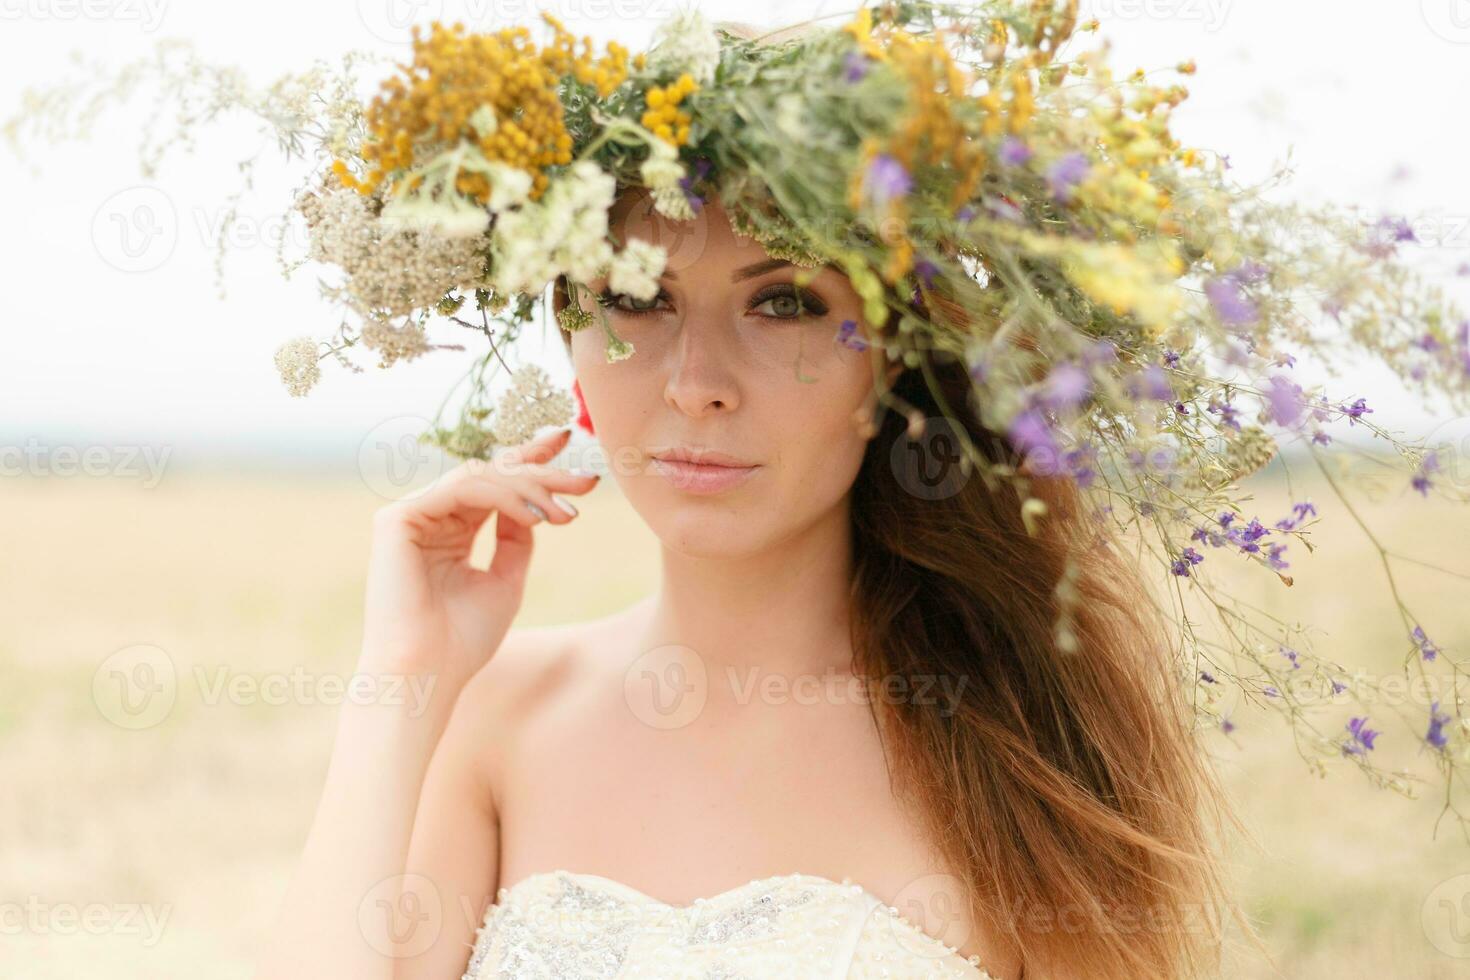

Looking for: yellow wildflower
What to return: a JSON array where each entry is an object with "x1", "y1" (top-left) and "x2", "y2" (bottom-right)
[{"x1": 338, "y1": 15, "x2": 627, "y2": 204}]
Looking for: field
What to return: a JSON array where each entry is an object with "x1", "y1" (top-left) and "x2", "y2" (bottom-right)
[{"x1": 2, "y1": 455, "x2": 1467, "y2": 978}]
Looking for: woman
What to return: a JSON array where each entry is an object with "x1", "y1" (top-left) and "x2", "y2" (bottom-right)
[{"x1": 258, "y1": 159, "x2": 1248, "y2": 978}]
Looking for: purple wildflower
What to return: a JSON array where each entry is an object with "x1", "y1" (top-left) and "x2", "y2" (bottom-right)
[
  {"x1": 1200, "y1": 670, "x2": 1217, "y2": 684},
  {"x1": 1063, "y1": 444, "x2": 1097, "y2": 487},
  {"x1": 835, "y1": 319, "x2": 869, "y2": 351},
  {"x1": 1265, "y1": 374, "x2": 1306, "y2": 428},
  {"x1": 1343, "y1": 716, "x2": 1379, "y2": 756},
  {"x1": 913, "y1": 258, "x2": 938, "y2": 290},
  {"x1": 1207, "y1": 399, "x2": 1242, "y2": 431},
  {"x1": 1205, "y1": 276, "x2": 1258, "y2": 327},
  {"x1": 864, "y1": 153, "x2": 912, "y2": 208},
  {"x1": 1280, "y1": 645, "x2": 1300, "y2": 670},
  {"x1": 1275, "y1": 500, "x2": 1317, "y2": 531},
  {"x1": 1412, "y1": 452, "x2": 1439, "y2": 497},
  {"x1": 1427, "y1": 701, "x2": 1452, "y2": 751},
  {"x1": 1046, "y1": 152, "x2": 1091, "y2": 203},
  {"x1": 1008, "y1": 408, "x2": 1058, "y2": 459},
  {"x1": 1170, "y1": 546, "x2": 1205, "y2": 577},
  {"x1": 844, "y1": 50, "x2": 869, "y2": 83},
  {"x1": 1411, "y1": 626, "x2": 1439, "y2": 662},
  {"x1": 678, "y1": 158, "x2": 712, "y2": 213},
  {"x1": 1359, "y1": 215, "x2": 1418, "y2": 259},
  {"x1": 1229, "y1": 259, "x2": 1270, "y2": 285},
  {"x1": 1227, "y1": 518, "x2": 1268, "y2": 554},
  {"x1": 1341, "y1": 397, "x2": 1373, "y2": 426},
  {"x1": 956, "y1": 205, "x2": 976, "y2": 223},
  {"x1": 999, "y1": 136, "x2": 1033, "y2": 167},
  {"x1": 1129, "y1": 363, "x2": 1174, "y2": 401},
  {"x1": 1264, "y1": 542, "x2": 1289, "y2": 570},
  {"x1": 1041, "y1": 363, "x2": 1092, "y2": 411}
]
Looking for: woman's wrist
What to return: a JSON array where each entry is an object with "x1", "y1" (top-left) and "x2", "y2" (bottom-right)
[{"x1": 330, "y1": 671, "x2": 460, "y2": 764}]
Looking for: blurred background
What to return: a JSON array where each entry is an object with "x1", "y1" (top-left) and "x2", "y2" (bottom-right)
[{"x1": 3, "y1": 1, "x2": 1470, "y2": 977}]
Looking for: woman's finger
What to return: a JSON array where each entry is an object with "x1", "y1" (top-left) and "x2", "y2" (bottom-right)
[
  {"x1": 497, "y1": 426, "x2": 573, "y2": 468},
  {"x1": 408, "y1": 466, "x2": 544, "y2": 526}
]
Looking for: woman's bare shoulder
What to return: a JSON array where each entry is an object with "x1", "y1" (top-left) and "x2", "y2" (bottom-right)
[{"x1": 455, "y1": 598, "x2": 652, "y2": 733}]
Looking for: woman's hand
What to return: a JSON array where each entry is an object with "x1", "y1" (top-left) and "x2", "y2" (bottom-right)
[{"x1": 359, "y1": 426, "x2": 597, "y2": 697}]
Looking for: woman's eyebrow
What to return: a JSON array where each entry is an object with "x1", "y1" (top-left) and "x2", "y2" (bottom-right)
[{"x1": 655, "y1": 258, "x2": 794, "y2": 284}]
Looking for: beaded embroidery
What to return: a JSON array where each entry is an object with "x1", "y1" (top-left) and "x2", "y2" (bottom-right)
[{"x1": 460, "y1": 870, "x2": 998, "y2": 979}]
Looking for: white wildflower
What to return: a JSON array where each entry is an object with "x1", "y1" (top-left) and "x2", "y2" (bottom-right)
[
  {"x1": 360, "y1": 318, "x2": 433, "y2": 368},
  {"x1": 640, "y1": 153, "x2": 684, "y2": 193},
  {"x1": 274, "y1": 337, "x2": 322, "y2": 397},
  {"x1": 647, "y1": 8, "x2": 721, "y2": 85},
  {"x1": 640, "y1": 147, "x2": 694, "y2": 221},
  {"x1": 294, "y1": 180, "x2": 493, "y2": 319},
  {"x1": 608, "y1": 239, "x2": 668, "y2": 301},
  {"x1": 467, "y1": 102, "x2": 498, "y2": 137},
  {"x1": 490, "y1": 160, "x2": 616, "y2": 296},
  {"x1": 380, "y1": 193, "x2": 490, "y2": 239},
  {"x1": 651, "y1": 184, "x2": 696, "y2": 221},
  {"x1": 484, "y1": 159, "x2": 532, "y2": 211},
  {"x1": 490, "y1": 364, "x2": 574, "y2": 446}
]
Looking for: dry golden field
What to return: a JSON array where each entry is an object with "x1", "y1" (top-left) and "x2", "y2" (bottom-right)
[{"x1": 2, "y1": 455, "x2": 1467, "y2": 979}]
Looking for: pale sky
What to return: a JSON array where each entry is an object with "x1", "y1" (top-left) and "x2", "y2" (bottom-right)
[{"x1": 3, "y1": 0, "x2": 1467, "y2": 467}]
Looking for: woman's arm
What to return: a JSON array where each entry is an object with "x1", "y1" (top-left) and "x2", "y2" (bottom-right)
[
  {"x1": 389, "y1": 648, "x2": 514, "y2": 979},
  {"x1": 254, "y1": 685, "x2": 460, "y2": 980},
  {"x1": 254, "y1": 427, "x2": 596, "y2": 980}
]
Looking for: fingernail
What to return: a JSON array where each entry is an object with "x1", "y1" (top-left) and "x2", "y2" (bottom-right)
[
  {"x1": 525, "y1": 501, "x2": 548, "y2": 521},
  {"x1": 551, "y1": 494, "x2": 578, "y2": 517}
]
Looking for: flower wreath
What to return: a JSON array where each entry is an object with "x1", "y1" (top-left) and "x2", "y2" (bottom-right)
[{"x1": 8, "y1": 0, "x2": 1469, "y2": 825}]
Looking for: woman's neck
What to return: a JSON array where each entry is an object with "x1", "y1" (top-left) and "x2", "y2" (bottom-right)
[{"x1": 638, "y1": 503, "x2": 858, "y2": 686}]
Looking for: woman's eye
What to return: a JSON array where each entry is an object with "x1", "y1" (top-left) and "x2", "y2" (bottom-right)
[
  {"x1": 597, "y1": 289, "x2": 670, "y2": 315},
  {"x1": 595, "y1": 284, "x2": 828, "y2": 320},
  {"x1": 751, "y1": 285, "x2": 828, "y2": 320}
]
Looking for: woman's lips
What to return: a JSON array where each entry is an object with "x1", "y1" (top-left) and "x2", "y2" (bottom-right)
[{"x1": 649, "y1": 457, "x2": 761, "y2": 494}]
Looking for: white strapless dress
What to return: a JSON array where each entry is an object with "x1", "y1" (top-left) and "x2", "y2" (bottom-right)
[{"x1": 459, "y1": 869, "x2": 998, "y2": 979}]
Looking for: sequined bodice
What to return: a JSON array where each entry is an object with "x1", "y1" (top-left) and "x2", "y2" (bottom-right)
[{"x1": 460, "y1": 869, "x2": 998, "y2": 979}]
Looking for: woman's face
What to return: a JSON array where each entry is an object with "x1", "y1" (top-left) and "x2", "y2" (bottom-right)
[{"x1": 562, "y1": 189, "x2": 895, "y2": 558}]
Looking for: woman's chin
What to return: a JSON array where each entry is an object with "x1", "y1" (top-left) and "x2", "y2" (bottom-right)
[{"x1": 640, "y1": 505, "x2": 769, "y2": 559}]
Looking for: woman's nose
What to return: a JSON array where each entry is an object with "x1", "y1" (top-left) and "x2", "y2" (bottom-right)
[{"x1": 662, "y1": 317, "x2": 740, "y2": 418}]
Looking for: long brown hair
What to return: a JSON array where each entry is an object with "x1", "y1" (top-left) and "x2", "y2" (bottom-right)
[
  {"x1": 849, "y1": 287, "x2": 1264, "y2": 979},
  {"x1": 550, "y1": 19, "x2": 1269, "y2": 978}
]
